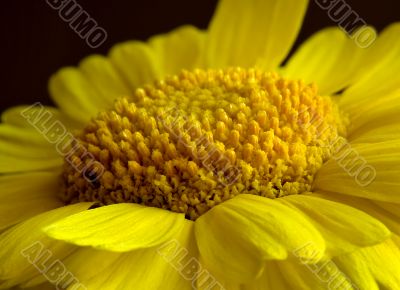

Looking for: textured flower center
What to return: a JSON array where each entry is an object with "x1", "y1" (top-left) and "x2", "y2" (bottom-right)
[{"x1": 60, "y1": 68, "x2": 347, "y2": 220}]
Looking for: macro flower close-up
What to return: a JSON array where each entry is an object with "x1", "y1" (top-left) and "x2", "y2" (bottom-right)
[{"x1": 1, "y1": 0, "x2": 400, "y2": 289}]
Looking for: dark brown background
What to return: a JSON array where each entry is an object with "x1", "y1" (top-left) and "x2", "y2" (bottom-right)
[{"x1": 0, "y1": 0, "x2": 399, "y2": 113}]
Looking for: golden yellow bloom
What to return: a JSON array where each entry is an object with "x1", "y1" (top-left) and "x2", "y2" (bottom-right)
[
  {"x1": 1, "y1": 0, "x2": 400, "y2": 289},
  {"x1": 61, "y1": 69, "x2": 347, "y2": 221}
]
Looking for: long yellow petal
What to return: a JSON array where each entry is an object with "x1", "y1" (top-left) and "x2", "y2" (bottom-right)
[
  {"x1": 44, "y1": 203, "x2": 186, "y2": 252},
  {"x1": 206, "y1": 0, "x2": 308, "y2": 70},
  {"x1": 0, "y1": 124, "x2": 61, "y2": 158},
  {"x1": 150, "y1": 25, "x2": 206, "y2": 75},
  {"x1": 1, "y1": 105, "x2": 74, "y2": 129},
  {"x1": 79, "y1": 55, "x2": 132, "y2": 107},
  {"x1": 0, "y1": 105, "x2": 71, "y2": 173},
  {"x1": 341, "y1": 23, "x2": 400, "y2": 108},
  {"x1": 0, "y1": 172, "x2": 63, "y2": 230},
  {"x1": 81, "y1": 221, "x2": 195, "y2": 290},
  {"x1": 337, "y1": 237, "x2": 400, "y2": 289},
  {"x1": 283, "y1": 27, "x2": 368, "y2": 95},
  {"x1": 349, "y1": 122, "x2": 400, "y2": 144},
  {"x1": 312, "y1": 192, "x2": 400, "y2": 237},
  {"x1": 333, "y1": 248, "x2": 380, "y2": 290},
  {"x1": 277, "y1": 260, "x2": 333, "y2": 290},
  {"x1": 314, "y1": 140, "x2": 400, "y2": 203},
  {"x1": 243, "y1": 261, "x2": 290, "y2": 290},
  {"x1": 0, "y1": 203, "x2": 91, "y2": 287},
  {"x1": 279, "y1": 194, "x2": 390, "y2": 257},
  {"x1": 109, "y1": 41, "x2": 162, "y2": 91},
  {"x1": 194, "y1": 194, "x2": 325, "y2": 283},
  {"x1": 0, "y1": 127, "x2": 62, "y2": 173},
  {"x1": 342, "y1": 89, "x2": 400, "y2": 138},
  {"x1": 21, "y1": 247, "x2": 121, "y2": 289},
  {"x1": 49, "y1": 67, "x2": 107, "y2": 125}
]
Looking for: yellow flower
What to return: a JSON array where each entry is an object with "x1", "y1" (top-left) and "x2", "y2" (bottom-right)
[{"x1": 1, "y1": 0, "x2": 400, "y2": 289}]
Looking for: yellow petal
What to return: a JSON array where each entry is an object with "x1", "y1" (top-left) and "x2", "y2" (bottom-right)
[
  {"x1": 195, "y1": 255, "x2": 243, "y2": 290},
  {"x1": 277, "y1": 260, "x2": 332, "y2": 290},
  {"x1": 341, "y1": 23, "x2": 400, "y2": 109},
  {"x1": 206, "y1": 0, "x2": 308, "y2": 69},
  {"x1": 279, "y1": 194, "x2": 391, "y2": 257},
  {"x1": 0, "y1": 155, "x2": 61, "y2": 174},
  {"x1": 150, "y1": 25, "x2": 206, "y2": 75},
  {"x1": 245, "y1": 258, "x2": 358, "y2": 290},
  {"x1": 349, "y1": 122, "x2": 400, "y2": 144},
  {"x1": 342, "y1": 89, "x2": 400, "y2": 138},
  {"x1": 339, "y1": 237, "x2": 400, "y2": 289},
  {"x1": 49, "y1": 53, "x2": 134, "y2": 125},
  {"x1": 0, "y1": 105, "x2": 74, "y2": 173},
  {"x1": 0, "y1": 125, "x2": 59, "y2": 158},
  {"x1": 44, "y1": 203, "x2": 186, "y2": 252},
  {"x1": 313, "y1": 192, "x2": 400, "y2": 237},
  {"x1": 194, "y1": 194, "x2": 325, "y2": 283},
  {"x1": 13, "y1": 282, "x2": 55, "y2": 290},
  {"x1": 81, "y1": 221, "x2": 195, "y2": 290},
  {"x1": 314, "y1": 140, "x2": 400, "y2": 203},
  {"x1": 1, "y1": 102, "x2": 91, "y2": 174},
  {"x1": 48, "y1": 26, "x2": 206, "y2": 127},
  {"x1": 283, "y1": 27, "x2": 368, "y2": 95},
  {"x1": 0, "y1": 172, "x2": 63, "y2": 230},
  {"x1": 0, "y1": 125, "x2": 62, "y2": 173},
  {"x1": 1, "y1": 105, "x2": 78, "y2": 129},
  {"x1": 79, "y1": 55, "x2": 132, "y2": 106},
  {"x1": 49, "y1": 67, "x2": 107, "y2": 124},
  {"x1": 0, "y1": 203, "x2": 91, "y2": 287},
  {"x1": 200, "y1": 279, "x2": 240, "y2": 290},
  {"x1": 62, "y1": 249, "x2": 120, "y2": 289},
  {"x1": 333, "y1": 249, "x2": 379, "y2": 290},
  {"x1": 338, "y1": 24, "x2": 400, "y2": 138},
  {"x1": 243, "y1": 261, "x2": 290, "y2": 290},
  {"x1": 374, "y1": 200, "x2": 400, "y2": 222},
  {"x1": 109, "y1": 41, "x2": 162, "y2": 91},
  {"x1": 0, "y1": 130, "x2": 48, "y2": 157},
  {"x1": 21, "y1": 247, "x2": 121, "y2": 289}
]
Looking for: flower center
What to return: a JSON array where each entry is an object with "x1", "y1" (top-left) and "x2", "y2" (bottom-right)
[{"x1": 60, "y1": 68, "x2": 347, "y2": 220}]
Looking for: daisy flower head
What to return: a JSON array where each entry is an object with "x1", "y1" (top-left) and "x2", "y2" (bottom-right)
[{"x1": 1, "y1": 0, "x2": 400, "y2": 289}]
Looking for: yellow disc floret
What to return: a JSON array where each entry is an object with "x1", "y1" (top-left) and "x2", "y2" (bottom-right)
[{"x1": 60, "y1": 68, "x2": 347, "y2": 220}]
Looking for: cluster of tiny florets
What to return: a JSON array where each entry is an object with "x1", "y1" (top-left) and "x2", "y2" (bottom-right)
[{"x1": 61, "y1": 68, "x2": 346, "y2": 220}]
